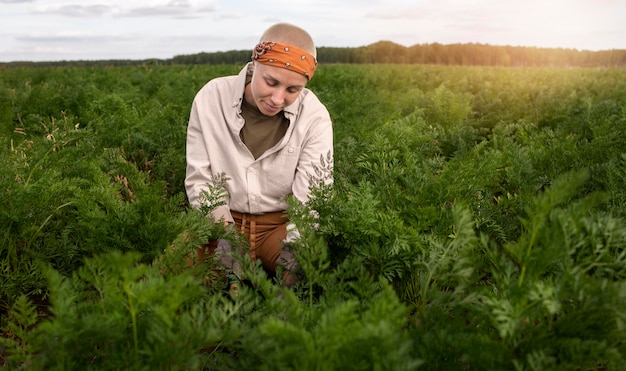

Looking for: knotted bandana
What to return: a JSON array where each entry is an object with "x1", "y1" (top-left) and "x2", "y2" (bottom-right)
[{"x1": 252, "y1": 42, "x2": 317, "y2": 80}]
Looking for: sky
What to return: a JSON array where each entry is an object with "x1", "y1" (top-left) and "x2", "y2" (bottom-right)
[{"x1": 1, "y1": 0, "x2": 625, "y2": 62}]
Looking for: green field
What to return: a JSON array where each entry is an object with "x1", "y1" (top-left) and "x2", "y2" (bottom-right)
[{"x1": 2, "y1": 64, "x2": 626, "y2": 369}]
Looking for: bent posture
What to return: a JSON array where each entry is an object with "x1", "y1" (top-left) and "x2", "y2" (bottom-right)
[{"x1": 185, "y1": 23, "x2": 333, "y2": 288}]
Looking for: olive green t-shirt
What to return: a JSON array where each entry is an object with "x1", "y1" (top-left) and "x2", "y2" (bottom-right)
[{"x1": 239, "y1": 95, "x2": 289, "y2": 159}]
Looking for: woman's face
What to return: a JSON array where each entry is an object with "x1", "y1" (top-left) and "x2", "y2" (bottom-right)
[{"x1": 245, "y1": 62, "x2": 308, "y2": 116}]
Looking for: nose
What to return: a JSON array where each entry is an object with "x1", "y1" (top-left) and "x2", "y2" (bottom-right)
[{"x1": 270, "y1": 89, "x2": 285, "y2": 106}]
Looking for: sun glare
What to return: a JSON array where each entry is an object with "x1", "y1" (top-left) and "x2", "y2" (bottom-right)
[{"x1": 506, "y1": 0, "x2": 622, "y2": 49}]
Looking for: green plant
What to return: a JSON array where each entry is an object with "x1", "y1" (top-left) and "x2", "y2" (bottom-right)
[{"x1": 2, "y1": 63, "x2": 626, "y2": 369}]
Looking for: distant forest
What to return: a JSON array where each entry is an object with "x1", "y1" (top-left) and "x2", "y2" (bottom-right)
[{"x1": 3, "y1": 41, "x2": 625, "y2": 68}]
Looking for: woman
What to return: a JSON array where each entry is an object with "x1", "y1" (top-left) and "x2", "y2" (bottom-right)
[{"x1": 185, "y1": 23, "x2": 333, "y2": 291}]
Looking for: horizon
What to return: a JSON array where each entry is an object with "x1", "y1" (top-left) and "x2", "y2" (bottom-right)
[{"x1": 3, "y1": 41, "x2": 624, "y2": 64}]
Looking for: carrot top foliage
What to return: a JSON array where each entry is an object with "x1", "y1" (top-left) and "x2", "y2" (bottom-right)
[{"x1": 1, "y1": 64, "x2": 626, "y2": 370}]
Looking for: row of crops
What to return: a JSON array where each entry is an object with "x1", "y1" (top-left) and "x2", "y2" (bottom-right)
[{"x1": 1, "y1": 64, "x2": 626, "y2": 369}]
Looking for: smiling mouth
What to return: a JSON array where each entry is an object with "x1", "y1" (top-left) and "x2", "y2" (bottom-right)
[{"x1": 265, "y1": 102, "x2": 281, "y2": 112}]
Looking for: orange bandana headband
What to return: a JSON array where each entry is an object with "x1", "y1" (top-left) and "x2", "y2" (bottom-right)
[{"x1": 252, "y1": 42, "x2": 318, "y2": 80}]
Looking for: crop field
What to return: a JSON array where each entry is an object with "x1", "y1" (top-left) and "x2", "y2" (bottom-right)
[{"x1": 1, "y1": 63, "x2": 626, "y2": 369}]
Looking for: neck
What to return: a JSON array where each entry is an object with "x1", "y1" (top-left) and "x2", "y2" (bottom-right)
[{"x1": 243, "y1": 83, "x2": 256, "y2": 107}]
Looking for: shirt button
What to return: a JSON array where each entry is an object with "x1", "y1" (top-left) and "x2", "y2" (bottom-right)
[{"x1": 288, "y1": 147, "x2": 294, "y2": 153}]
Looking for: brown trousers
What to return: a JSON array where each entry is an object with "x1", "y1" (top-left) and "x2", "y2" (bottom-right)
[{"x1": 198, "y1": 211, "x2": 289, "y2": 273}]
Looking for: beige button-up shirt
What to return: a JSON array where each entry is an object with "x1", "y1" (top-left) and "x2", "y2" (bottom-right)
[{"x1": 185, "y1": 63, "x2": 333, "y2": 238}]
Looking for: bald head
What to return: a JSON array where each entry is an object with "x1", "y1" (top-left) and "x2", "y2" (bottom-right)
[{"x1": 259, "y1": 23, "x2": 316, "y2": 58}]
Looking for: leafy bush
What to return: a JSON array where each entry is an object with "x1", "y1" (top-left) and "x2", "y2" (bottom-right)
[{"x1": 2, "y1": 64, "x2": 626, "y2": 369}]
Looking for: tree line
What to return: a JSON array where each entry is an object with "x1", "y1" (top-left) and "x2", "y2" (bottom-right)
[{"x1": 2, "y1": 41, "x2": 625, "y2": 68}]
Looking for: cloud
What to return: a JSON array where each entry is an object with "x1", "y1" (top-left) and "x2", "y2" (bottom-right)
[
  {"x1": 215, "y1": 12, "x2": 245, "y2": 20},
  {"x1": 15, "y1": 32, "x2": 132, "y2": 43},
  {"x1": 33, "y1": 0, "x2": 216, "y2": 18},
  {"x1": 2, "y1": 0, "x2": 624, "y2": 62},
  {"x1": 124, "y1": 0, "x2": 215, "y2": 18},
  {"x1": 365, "y1": 5, "x2": 436, "y2": 20},
  {"x1": 35, "y1": 4, "x2": 113, "y2": 17}
]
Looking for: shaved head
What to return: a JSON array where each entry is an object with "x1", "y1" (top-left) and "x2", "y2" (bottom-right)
[{"x1": 259, "y1": 23, "x2": 316, "y2": 58}]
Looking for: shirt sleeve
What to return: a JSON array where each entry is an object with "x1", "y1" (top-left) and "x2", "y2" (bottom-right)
[
  {"x1": 184, "y1": 88, "x2": 234, "y2": 223},
  {"x1": 292, "y1": 105, "x2": 334, "y2": 204},
  {"x1": 286, "y1": 99, "x2": 334, "y2": 243}
]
